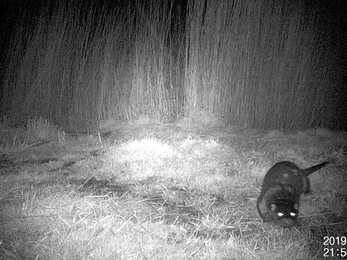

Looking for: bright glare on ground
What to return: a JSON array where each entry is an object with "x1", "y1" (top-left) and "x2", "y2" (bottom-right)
[{"x1": 0, "y1": 122, "x2": 346, "y2": 260}]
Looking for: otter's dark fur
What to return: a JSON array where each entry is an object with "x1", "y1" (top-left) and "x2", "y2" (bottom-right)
[{"x1": 257, "y1": 161, "x2": 328, "y2": 227}]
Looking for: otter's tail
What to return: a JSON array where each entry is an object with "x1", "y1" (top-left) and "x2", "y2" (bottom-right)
[{"x1": 302, "y1": 162, "x2": 329, "y2": 176}]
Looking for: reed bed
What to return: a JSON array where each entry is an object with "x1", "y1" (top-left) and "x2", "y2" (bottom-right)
[{"x1": 0, "y1": 0, "x2": 345, "y2": 130}]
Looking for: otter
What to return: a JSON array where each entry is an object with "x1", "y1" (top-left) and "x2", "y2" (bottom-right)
[{"x1": 257, "y1": 161, "x2": 328, "y2": 227}]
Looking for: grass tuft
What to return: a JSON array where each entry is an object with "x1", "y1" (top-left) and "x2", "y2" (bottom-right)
[{"x1": 0, "y1": 120, "x2": 346, "y2": 259}]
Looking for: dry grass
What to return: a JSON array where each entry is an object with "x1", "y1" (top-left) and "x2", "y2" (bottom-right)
[
  {"x1": 1, "y1": 0, "x2": 345, "y2": 131},
  {"x1": 1, "y1": 0, "x2": 185, "y2": 128},
  {"x1": 184, "y1": 0, "x2": 342, "y2": 130},
  {"x1": 0, "y1": 119, "x2": 346, "y2": 260},
  {"x1": 0, "y1": 117, "x2": 65, "y2": 153}
]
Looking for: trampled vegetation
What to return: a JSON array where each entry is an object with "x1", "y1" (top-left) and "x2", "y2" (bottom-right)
[{"x1": 0, "y1": 118, "x2": 346, "y2": 260}]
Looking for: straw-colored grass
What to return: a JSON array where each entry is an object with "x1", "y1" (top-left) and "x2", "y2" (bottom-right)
[
  {"x1": 1, "y1": 0, "x2": 185, "y2": 128},
  {"x1": 1, "y1": 0, "x2": 345, "y2": 131},
  {"x1": 0, "y1": 118, "x2": 346, "y2": 259},
  {"x1": 184, "y1": 0, "x2": 344, "y2": 130}
]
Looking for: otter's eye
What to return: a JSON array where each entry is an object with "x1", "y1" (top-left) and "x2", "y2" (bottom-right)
[
  {"x1": 290, "y1": 212, "x2": 296, "y2": 217},
  {"x1": 278, "y1": 212, "x2": 284, "y2": 217}
]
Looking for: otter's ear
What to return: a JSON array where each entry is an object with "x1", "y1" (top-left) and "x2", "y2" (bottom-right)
[
  {"x1": 270, "y1": 204, "x2": 277, "y2": 211},
  {"x1": 294, "y1": 203, "x2": 299, "y2": 210}
]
